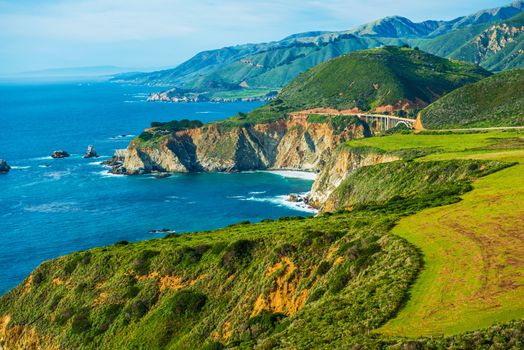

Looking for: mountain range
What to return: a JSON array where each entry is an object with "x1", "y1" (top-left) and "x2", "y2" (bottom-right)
[{"x1": 112, "y1": 1, "x2": 524, "y2": 99}]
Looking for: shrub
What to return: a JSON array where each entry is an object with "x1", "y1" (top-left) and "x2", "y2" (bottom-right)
[
  {"x1": 330, "y1": 269, "x2": 351, "y2": 293},
  {"x1": 317, "y1": 261, "x2": 332, "y2": 276},
  {"x1": 170, "y1": 290, "x2": 207, "y2": 315},
  {"x1": 71, "y1": 313, "x2": 91, "y2": 334},
  {"x1": 308, "y1": 288, "x2": 326, "y2": 303},
  {"x1": 133, "y1": 250, "x2": 160, "y2": 275},
  {"x1": 222, "y1": 239, "x2": 255, "y2": 271},
  {"x1": 150, "y1": 119, "x2": 203, "y2": 132},
  {"x1": 248, "y1": 311, "x2": 286, "y2": 338}
]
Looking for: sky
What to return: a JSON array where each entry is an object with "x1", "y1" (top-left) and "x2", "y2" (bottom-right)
[{"x1": 0, "y1": 0, "x2": 512, "y2": 74}]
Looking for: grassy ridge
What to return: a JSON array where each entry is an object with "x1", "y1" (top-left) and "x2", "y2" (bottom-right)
[
  {"x1": 220, "y1": 47, "x2": 489, "y2": 126},
  {"x1": 421, "y1": 69, "x2": 524, "y2": 129}
]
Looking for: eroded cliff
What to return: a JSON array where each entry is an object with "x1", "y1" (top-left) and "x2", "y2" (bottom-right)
[{"x1": 117, "y1": 115, "x2": 371, "y2": 175}]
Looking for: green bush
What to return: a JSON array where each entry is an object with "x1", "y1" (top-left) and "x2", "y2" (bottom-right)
[{"x1": 170, "y1": 290, "x2": 207, "y2": 315}]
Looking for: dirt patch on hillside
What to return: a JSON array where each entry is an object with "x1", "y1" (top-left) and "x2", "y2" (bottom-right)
[{"x1": 252, "y1": 257, "x2": 309, "y2": 317}]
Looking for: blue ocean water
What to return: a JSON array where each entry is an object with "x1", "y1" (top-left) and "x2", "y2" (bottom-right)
[{"x1": 0, "y1": 82, "x2": 314, "y2": 295}]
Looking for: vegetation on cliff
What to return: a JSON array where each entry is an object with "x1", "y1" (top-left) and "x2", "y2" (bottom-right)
[{"x1": 421, "y1": 69, "x2": 524, "y2": 129}]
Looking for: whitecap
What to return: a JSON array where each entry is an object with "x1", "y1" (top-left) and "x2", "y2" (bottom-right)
[
  {"x1": 248, "y1": 191, "x2": 266, "y2": 195},
  {"x1": 259, "y1": 170, "x2": 317, "y2": 181},
  {"x1": 239, "y1": 192, "x2": 317, "y2": 213},
  {"x1": 32, "y1": 156, "x2": 53, "y2": 160},
  {"x1": 44, "y1": 171, "x2": 71, "y2": 180},
  {"x1": 24, "y1": 201, "x2": 80, "y2": 213},
  {"x1": 94, "y1": 170, "x2": 123, "y2": 178},
  {"x1": 11, "y1": 166, "x2": 31, "y2": 170},
  {"x1": 227, "y1": 195, "x2": 246, "y2": 199},
  {"x1": 196, "y1": 111, "x2": 219, "y2": 114}
]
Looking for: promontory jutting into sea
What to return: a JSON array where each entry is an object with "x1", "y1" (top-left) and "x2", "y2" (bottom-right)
[{"x1": 0, "y1": 1, "x2": 523, "y2": 349}]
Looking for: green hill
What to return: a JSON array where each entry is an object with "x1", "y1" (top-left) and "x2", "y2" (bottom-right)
[
  {"x1": 222, "y1": 47, "x2": 490, "y2": 126},
  {"x1": 421, "y1": 68, "x2": 524, "y2": 129},
  {"x1": 414, "y1": 12, "x2": 524, "y2": 72}
]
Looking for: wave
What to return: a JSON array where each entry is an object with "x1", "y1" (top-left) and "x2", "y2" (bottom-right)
[
  {"x1": 31, "y1": 156, "x2": 53, "y2": 160},
  {"x1": 260, "y1": 170, "x2": 317, "y2": 181},
  {"x1": 10, "y1": 166, "x2": 31, "y2": 170},
  {"x1": 248, "y1": 191, "x2": 266, "y2": 195},
  {"x1": 240, "y1": 193, "x2": 317, "y2": 213},
  {"x1": 196, "y1": 111, "x2": 219, "y2": 114},
  {"x1": 24, "y1": 201, "x2": 81, "y2": 213},
  {"x1": 227, "y1": 195, "x2": 246, "y2": 199},
  {"x1": 94, "y1": 170, "x2": 123, "y2": 178},
  {"x1": 109, "y1": 134, "x2": 135, "y2": 140},
  {"x1": 44, "y1": 171, "x2": 71, "y2": 180}
]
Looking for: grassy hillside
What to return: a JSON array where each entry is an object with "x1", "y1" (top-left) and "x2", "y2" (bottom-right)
[
  {"x1": 220, "y1": 47, "x2": 489, "y2": 126},
  {"x1": 421, "y1": 69, "x2": 524, "y2": 129},
  {"x1": 3, "y1": 131, "x2": 524, "y2": 348}
]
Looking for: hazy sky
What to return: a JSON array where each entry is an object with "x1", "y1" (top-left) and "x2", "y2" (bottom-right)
[{"x1": 0, "y1": 0, "x2": 511, "y2": 74}]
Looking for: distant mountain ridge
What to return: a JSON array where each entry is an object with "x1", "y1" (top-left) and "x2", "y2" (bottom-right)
[{"x1": 112, "y1": 1, "x2": 524, "y2": 96}]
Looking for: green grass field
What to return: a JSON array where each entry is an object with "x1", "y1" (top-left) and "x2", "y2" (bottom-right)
[
  {"x1": 349, "y1": 132, "x2": 524, "y2": 337},
  {"x1": 346, "y1": 131, "x2": 519, "y2": 153}
]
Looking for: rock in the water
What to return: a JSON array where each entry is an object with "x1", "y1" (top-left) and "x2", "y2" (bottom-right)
[
  {"x1": 51, "y1": 150, "x2": 70, "y2": 159},
  {"x1": 83, "y1": 145, "x2": 98, "y2": 158},
  {"x1": 0, "y1": 160, "x2": 10, "y2": 173}
]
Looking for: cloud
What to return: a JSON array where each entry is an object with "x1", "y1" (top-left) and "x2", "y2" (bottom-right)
[{"x1": 0, "y1": 0, "x2": 512, "y2": 73}]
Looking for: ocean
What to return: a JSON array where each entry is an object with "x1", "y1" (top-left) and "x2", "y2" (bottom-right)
[{"x1": 0, "y1": 82, "x2": 315, "y2": 295}]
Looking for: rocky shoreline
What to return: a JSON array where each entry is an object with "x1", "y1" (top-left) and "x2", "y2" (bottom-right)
[
  {"x1": 147, "y1": 90, "x2": 277, "y2": 103},
  {"x1": 104, "y1": 115, "x2": 399, "y2": 211}
]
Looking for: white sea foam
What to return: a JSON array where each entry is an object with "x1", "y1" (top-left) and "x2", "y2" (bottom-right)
[
  {"x1": 32, "y1": 156, "x2": 53, "y2": 160},
  {"x1": 24, "y1": 201, "x2": 80, "y2": 213},
  {"x1": 88, "y1": 161, "x2": 102, "y2": 166},
  {"x1": 11, "y1": 166, "x2": 31, "y2": 170},
  {"x1": 196, "y1": 111, "x2": 219, "y2": 114},
  {"x1": 95, "y1": 170, "x2": 123, "y2": 178},
  {"x1": 248, "y1": 191, "x2": 266, "y2": 195},
  {"x1": 240, "y1": 192, "x2": 317, "y2": 213},
  {"x1": 259, "y1": 170, "x2": 317, "y2": 181},
  {"x1": 227, "y1": 195, "x2": 246, "y2": 199},
  {"x1": 44, "y1": 171, "x2": 71, "y2": 180},
  {"x1": 109, "y1": 134, "x2": 135, "y2": 140}
]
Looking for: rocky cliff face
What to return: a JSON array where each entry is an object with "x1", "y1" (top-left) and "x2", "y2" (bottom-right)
[
  {"x1": 118, "y1": 115, "x2": 371, "y2": 175},
  {"x1": 308, "y1": 147, "x2": 400, "y2": 209}
]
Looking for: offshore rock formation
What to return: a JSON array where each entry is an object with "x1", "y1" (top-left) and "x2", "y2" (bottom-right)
[
  {"x1": 0, "y1": 160, "x2": 10, "y2": 173},
  {"x1": 83, "y1": 145, "x2": 98, "y2": 159},
  {"x1": 115, "y1": 115, "x2": 371, "y2": 175},
  {"x1": 51, "y1": 150, "x2": 70, "y2": 159}
]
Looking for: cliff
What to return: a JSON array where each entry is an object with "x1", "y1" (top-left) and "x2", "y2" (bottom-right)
[
  {"x1": 308, "y1": 147, "x2": 400, "y2": 209},
  {"x1": 116, "y1": 115, "x2": 371, "y2": 175}
]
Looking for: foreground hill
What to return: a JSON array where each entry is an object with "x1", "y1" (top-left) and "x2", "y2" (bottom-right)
[
  {"x1": 421, "y1": 68, "x2": 524, "y2": 129},
  {"x1": 112, "y1": 2, "x2": 523, "y2": 99},
  {"x1": 2, "y1": 131, "x2": 524, "y2": 349}
]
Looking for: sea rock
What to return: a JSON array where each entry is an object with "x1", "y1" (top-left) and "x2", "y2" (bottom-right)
[
  {"x1": 149, "y1": 228, "x2": 176, "y2": 234},
  {"x1": 51, "y1": 150, "x2": 70, "y2": 159},
  {"x1": 0, "y1": 160, "x2": 10, "y2": 173},
  {"x1": 83, "y1": 145, "x2": 98, "y2": 158},
  {"x1": 104, "y1": 149, "x2": 128, "y2": 174}
]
